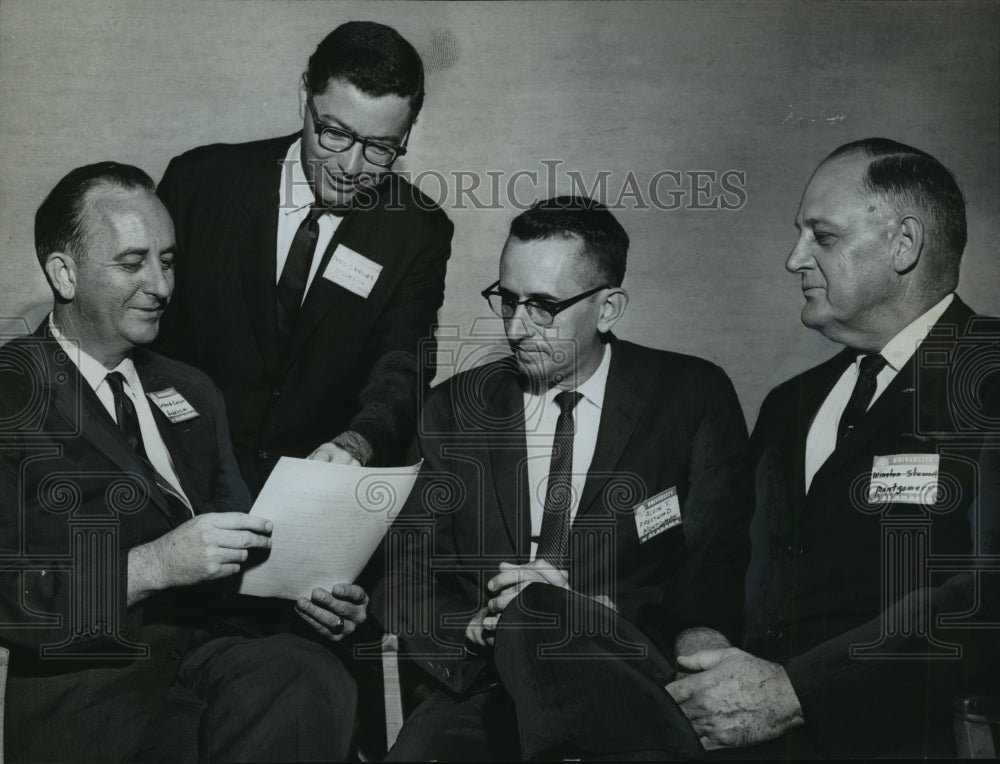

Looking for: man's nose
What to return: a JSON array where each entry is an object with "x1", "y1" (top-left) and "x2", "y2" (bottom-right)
[
  {"x1": 146, "y1": 262, "x2": 173, "y2": 301},
  {"x1": 785, "y1": 235, "x2": 813, "y2": 273},
  {"x1": 504, "y1": 304, "x2": 534, "y2": 341},
  {"x1": 337, "y1": 143, "x2": 367, "y2": 176}
]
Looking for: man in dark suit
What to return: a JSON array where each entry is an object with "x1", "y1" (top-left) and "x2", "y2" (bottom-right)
[
  {"x1": 156, "y1": 21, "x2": 453, "y2": 496},
  {"x1": 379, "y1": 197, "x2": 753, "y2": 759},
  {"x1": 0, "y1": 162, "x2": 367, "y2": 761},
  {"x1": 666, "y1": 139, "x2": 1000, "y2": 757}
]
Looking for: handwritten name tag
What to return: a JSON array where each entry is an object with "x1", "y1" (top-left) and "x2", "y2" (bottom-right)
[
  {"x1": 147, "y1": 387, "x2": 199, "y2": 424},
  {"x1": 634, "y1": 486, "x2": 682, "y2": 543},
  {"x1": 868, "y1": 454, "x2": 940, "y2": 505},
  {"x1": 321, "y1": 244, "x2": 383, "y2": 298}
]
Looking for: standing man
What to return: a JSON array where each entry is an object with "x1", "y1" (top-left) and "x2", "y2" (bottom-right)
[
  {"x1": 157, "y1": 21, "x2": 453, "y2": 494},
  {"x1": 0, "y1": 162, "x2": 366, "y2": 761},
  {"x1": 381, "y1": 197, "x2": 753, "y2": 760},
  {"x1": 667, "y1": 139, "x2": 1000, "y2": 757}
]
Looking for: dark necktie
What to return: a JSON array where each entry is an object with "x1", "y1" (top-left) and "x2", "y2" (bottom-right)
[
  {"x1": 536, "y1": 390, "x2": 583, "y2": 564},
  {"x1": 106, "y1": 371, "x2": 148, "y2": 460},
  {"x1": 275, "y1": 207, "x2": 324, "y2": 346},
  {"x1": 837, "y1": 354, "x2": 888, "y2": 441}
]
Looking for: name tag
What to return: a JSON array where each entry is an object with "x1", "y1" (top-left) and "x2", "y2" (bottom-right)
[
  {"x1": 322, "y1": 244, "x2": 383, "y2": 298},
  {"x1": 634, "y1": 486, "x2": 682, "y2": 543},
  {"x1": 868, "y1": 454, "x2": 940, "y2": 504},
  {"x1": 147, "y1": 387, "x2": 199, "y2": 424}
]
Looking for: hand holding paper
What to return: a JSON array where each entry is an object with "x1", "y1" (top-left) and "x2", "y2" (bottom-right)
[{"x1": 238, "y1": 456, "x2": 421, "y2": 600}]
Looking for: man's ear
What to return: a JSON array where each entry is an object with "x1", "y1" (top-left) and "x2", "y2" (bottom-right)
[
  {"x1": 43, "y1": 252, "x2": 77, "y2": 302},
  {"x1": 892, "y1": 215, "x2": 924, "y2": 275},
  {"x1": 596, "y1": 288, "x2": 629, "y2": 333},
  {"x1": 298, "y1": 73, "x2": 309, "y2": 121}
]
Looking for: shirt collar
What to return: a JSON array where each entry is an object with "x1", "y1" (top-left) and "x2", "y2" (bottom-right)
[
  {"x1": 48, "y1": 315, "x2": 140, "y2": 394},
  {"x1": 533, "y1": 342, "x2": 612, "y2": 410},
  {"x1": 280, "y1": 137, "x2": 318, "y2": 215},
  {"x1": 875, "y1": 293, "x2": 954, "y2": 372}
]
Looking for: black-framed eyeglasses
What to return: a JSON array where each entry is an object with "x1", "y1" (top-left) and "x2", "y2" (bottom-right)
[
  {"x1": 306, "y1": 94, "x2": 409, "y2": 168},
  {"x1": 481, "y1": 280, "x2": 610, "y2": 327}
]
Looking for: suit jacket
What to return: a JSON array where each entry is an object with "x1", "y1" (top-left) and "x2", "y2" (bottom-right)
[
  {"x1": 0, "y1": 323, "x2": 251, "y2": 761},
  {"x1": 156, "y1": 133, "x2": 453, "y2": 493},
  {"x1": 746, "y1": 295, "x2": 1000, "y2": 757},
  {"x1": 380, "y1": 338, "x2": 754, "y2": 694}
]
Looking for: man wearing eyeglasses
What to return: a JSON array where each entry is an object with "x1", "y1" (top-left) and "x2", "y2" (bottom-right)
[
  {"x1": 155, "y1": 21, "x2": 452, "y2": 498},
  {"x1": 380, "y1": 197, "x2": 753, "y2": 760}
]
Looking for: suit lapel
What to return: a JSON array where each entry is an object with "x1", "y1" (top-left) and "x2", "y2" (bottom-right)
[
  {"x1": 134, "y1": 353, "x2": 208, "y2": 516},
  {"x1": 39, "y1": 330, "x2": 174, "y2": 522},
  {"x1": 576, "y1": 341, "x2": 645, "y2": 520},
  {"x1": 484, "y1": 361, "x2": 531, "y2": 557},
  {"x1": 237, "y1": 141, "x2": 288, "y2": 376},
  {"x1": 279, "y1": 207, "x2": 372, "y2": 375}
]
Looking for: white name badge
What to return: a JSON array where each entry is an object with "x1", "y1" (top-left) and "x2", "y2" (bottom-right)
[
  {"x1": 321, "y1": 244, "x2": 383, "y2": 298},
  {"x1": 147, "y1": 387, "x2": 200, "y2": 424},
  {"x1": 634, "y1": 486, "x2": 682, "y2": 543},
  {"x1": 868, "y1": 454, "x2": 940, "y2": 505}
]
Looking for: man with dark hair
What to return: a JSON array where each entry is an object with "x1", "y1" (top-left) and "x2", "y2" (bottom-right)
[
  {"x1": 379, "y1": 196, "x2": 753, "y2": 759},
  {"x1": 0, "y1": 162, "x2": 366, "y2": 761},
  {"x1": 156, "y1": 20, "x2": 452, "y2": 496},
  {"x1": 666, "y1": 139, "x2": 999, "y2": 757}
]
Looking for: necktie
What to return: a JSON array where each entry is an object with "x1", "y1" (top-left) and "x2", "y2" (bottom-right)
[
  {"x1": 536, "y1": 390, "x2": 583, "y2": 564},
  {"x1": 105, "y1": 371, "x2": 148, "y2": 460},
  {"x1": 837, "y1": 354, "x2": 888, "y2": 441},
  {"x1": 276, "y1": 207, "x2": 324, "y2": 345}
]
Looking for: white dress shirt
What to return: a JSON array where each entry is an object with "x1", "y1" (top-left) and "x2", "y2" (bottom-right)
[
  {"x1": 49, "y1": 317, "x2": 192, "y2": 512},
  {"x1": 804, "y1": 293, "x2": 954, "y2": 491},
  {"x1": 275, "y1": 137, "x2": 343, "y2": 300},
  {"x1": 523, "y1": 344, "x2": 612, "y2": 560}
]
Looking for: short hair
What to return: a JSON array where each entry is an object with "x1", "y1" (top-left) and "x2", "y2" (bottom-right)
[
  {"x1": 305, "y1": 21, "x2": 425, "y2": 119},
  {"x1": 35, "y1": 161, "x2": 155, "y2": 267},
  {"x1": 508, "y1": 196, "x2": 630, "y2": 287},
  {"x1": 825, "y1": 138, "x2": 967, "y2": 281}
]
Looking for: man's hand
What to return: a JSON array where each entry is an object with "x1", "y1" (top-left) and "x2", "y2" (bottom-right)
[
  {"x1": 481, "y1": 560, "x2": 571, "y2": 632},
  {"x1": 296, "y1": 583, "x2": 369, "y2": 642},
  {"x1": 466, "y1": 605, "x2": 494, "y2": 648},
  {"x1": 308, "y1": 442, "x2": 361, "y2": 466},
  {"x1": 128, "y1": 512, "x2": 272, "y2": 605},
  {"x1": 673, "y1": 626, "x2": 732, "y2": 678},
  {"x1": 665, "y1": 648, "x2": 804, "y2": 750}
]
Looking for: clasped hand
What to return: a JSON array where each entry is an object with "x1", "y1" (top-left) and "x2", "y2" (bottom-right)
[
  {"x1": 465, "y1": 560, "x2": 570, "y2": 647},
  {"x1": 665, "y1": 647, "x2": 804, "y2": 750}
]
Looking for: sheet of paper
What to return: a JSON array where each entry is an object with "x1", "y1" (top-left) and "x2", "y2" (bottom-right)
[{"x1": 238, "y1": 456, "x2": 421, "y2": 600}]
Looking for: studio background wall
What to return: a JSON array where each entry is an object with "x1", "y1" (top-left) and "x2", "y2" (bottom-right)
[{"x1": 1, "y1": 0, "x2": 997, "y2": 426}]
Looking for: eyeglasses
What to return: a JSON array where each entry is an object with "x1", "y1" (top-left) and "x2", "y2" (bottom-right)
[
  {"x1": 481, "y1": 280, "x2": 610, "y2": 327},
  {"x1": 306, "y1": 94, "x2": 409, "y2": 168}
]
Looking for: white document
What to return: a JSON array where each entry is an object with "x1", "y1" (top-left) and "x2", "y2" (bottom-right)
[{"x1": 238, "y1": 456, "x2": 421, "y2": 600}]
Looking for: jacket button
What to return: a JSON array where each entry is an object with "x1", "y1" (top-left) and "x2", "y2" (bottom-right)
[
  {"x1": 272, "y1": 390, "x2": 281, "y2": 400},
  {"x1": 258, "y1": 450, "x2": 268, "y2": 460}
]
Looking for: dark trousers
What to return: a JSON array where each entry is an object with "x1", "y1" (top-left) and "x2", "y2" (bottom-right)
[
  {"x1": 387, "y1": 584, "x2": 702, "y2": 761},
  {"x1": 133, "y1": 632, "x2": 358, "y2": 762}
]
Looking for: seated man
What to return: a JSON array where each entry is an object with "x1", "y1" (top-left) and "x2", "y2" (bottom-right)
[
  {"x1": 0, "y1": 162, "x2": 366, "y2": 762},
  {"x1": 379, "y1": 196, "x2": 754, "y2": 760},
  {"x1": 666, "y1": 139, "x2": 1000, "y2": 758}
]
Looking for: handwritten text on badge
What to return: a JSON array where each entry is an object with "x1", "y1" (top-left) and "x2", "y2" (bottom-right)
[
  {"x1": 868, "y1": 454, "x2": 940, "y2": 505},
  {"x1": 634, "y1": 486, "x2": 682, "y2": 543},
  {"x1": 322, "y1": 245, "x2": 383, "y2": 298},
  {"x1": 147, "y1": 387, "x2": 199, "y2": 424}
]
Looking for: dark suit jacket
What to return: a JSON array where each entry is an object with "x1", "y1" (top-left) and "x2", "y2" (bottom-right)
[
  {"x1": 0, "y1": 323, "x2": 251, "y2": 761},
  {"x1": 380, "y1": 338, "x2": 753, "y2": 694},
  {"x1": 746, "y1": 295, "x2": 1000, "y2": 757},
  {"x1": 156, "y1": 133, "x2": 453, "y2": 493}
]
